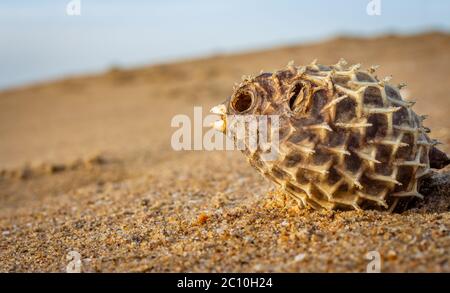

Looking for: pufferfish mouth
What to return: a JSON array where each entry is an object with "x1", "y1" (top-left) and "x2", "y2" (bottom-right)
[{"x1": 210, "y1": 104, "x2": 227, "y2": 133}]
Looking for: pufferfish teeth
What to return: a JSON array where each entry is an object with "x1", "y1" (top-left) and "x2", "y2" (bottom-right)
[
  {"x1": 210, "y1": 104, "x2": 227, "y2": 115},
  {"x1": 212, "y1": 120, "x2": 226, "y2": 132}
]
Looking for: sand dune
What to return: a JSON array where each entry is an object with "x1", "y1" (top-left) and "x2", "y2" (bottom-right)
[{"x1": 0, "y1": 32, "x2": 449, "y2": 272}]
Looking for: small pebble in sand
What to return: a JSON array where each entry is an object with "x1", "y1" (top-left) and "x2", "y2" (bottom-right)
[
  {"x1": 197, "y1": 213, "x2": 209, "y2": 225},
  {"x1": 294, "y1": 253, "x2": 306, "y2": 262},
  {"x1": 387, "y1": 250, "x2": 398, "y2": 261}
]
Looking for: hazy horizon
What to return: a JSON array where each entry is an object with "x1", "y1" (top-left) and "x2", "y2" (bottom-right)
[{"x1": 0, "y1": 0, "x2": 449, "y2": 90}]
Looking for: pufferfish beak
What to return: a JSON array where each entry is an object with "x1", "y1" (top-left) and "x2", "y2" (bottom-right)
[{"x1": 210, "y1": 104, "x2": 227, "y2": 132}]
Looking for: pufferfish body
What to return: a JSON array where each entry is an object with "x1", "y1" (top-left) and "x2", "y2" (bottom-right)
[{"x1": 211, "y1": 59, "x2": 448, "y2": 211}]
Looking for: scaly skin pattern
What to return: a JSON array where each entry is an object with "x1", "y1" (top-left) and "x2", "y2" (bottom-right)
[{"x1": 213, "y1": 59, "x2": 437, "y2": 211}]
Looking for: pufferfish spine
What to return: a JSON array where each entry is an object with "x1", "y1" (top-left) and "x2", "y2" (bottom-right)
[{"x1": 212, "y1": 59, "x2": 448, "y2": 211}]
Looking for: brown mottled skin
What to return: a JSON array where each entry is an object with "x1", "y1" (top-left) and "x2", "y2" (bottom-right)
[{"x1": 214, "y1": 60, "x2": 449, "y2": 211}]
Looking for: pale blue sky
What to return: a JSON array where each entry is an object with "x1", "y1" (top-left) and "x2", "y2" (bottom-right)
[{"x1": 0, "y1": 0, "x2": 449, "y2": 89}]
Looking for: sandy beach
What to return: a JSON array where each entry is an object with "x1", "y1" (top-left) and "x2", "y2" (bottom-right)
[{"x1": 0, "y1": 32, "x2": 449, "y2": 272}]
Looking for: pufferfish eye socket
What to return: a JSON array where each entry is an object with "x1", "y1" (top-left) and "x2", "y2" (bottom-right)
[
  {"x1": 288, "y1": 82, "x2": 303, "y2": 111},
  {"x1": 231, "y1": 91, "x2": 253, "y2": 113}
]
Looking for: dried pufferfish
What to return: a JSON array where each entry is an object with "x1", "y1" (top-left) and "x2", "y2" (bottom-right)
[{"x1": 211, "y1": 59, "x2": 449, "y2": 211}]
